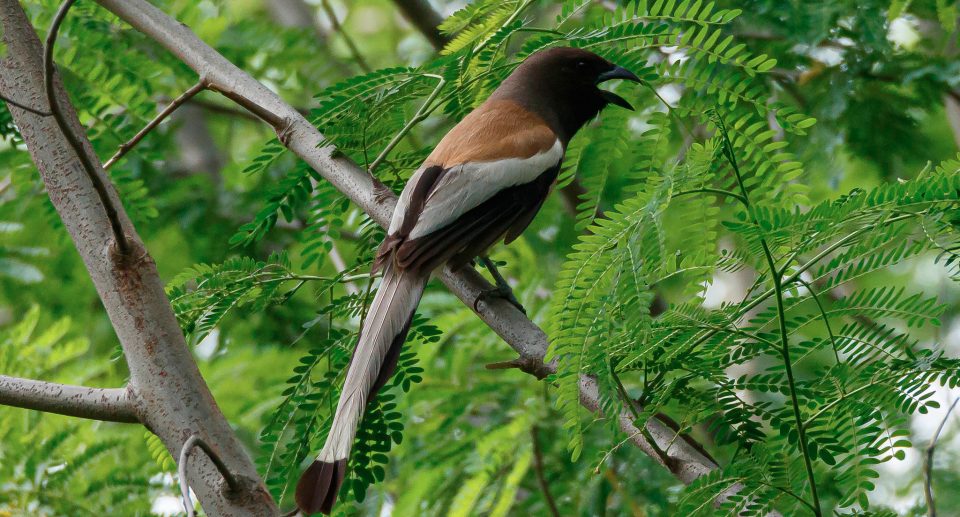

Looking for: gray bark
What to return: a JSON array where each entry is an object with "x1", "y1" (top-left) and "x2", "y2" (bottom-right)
[
  {"x1": 0, "y1": 3, "x2": 277, "y2": 515},
  {"x1": 0, "y1": 375, "x2": 138, "y2": 423}
]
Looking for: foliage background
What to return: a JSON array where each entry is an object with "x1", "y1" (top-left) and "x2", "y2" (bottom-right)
[{"x1": 0, "y1": 0, "x2": 959, "y2": 515}]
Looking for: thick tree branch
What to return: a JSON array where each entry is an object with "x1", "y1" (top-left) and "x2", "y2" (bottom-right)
[
  {"x1": 0, "y1": 3, "x2": 277, "y2": 515},
  {"x1": 92, "y1": 0, "x2": 721, "y2": 488},
  {"x1": 0, "y1": 375, "x2": 138, "y2": 423}
]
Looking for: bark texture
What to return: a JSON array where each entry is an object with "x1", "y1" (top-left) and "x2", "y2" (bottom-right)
[{"x1": 0, "y1": 3, "x2": 277, "y2": 515}]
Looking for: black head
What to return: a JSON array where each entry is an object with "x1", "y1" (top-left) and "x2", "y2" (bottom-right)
[{"x1": 491, "y1": 47, "x2": 641, "y2": 142}]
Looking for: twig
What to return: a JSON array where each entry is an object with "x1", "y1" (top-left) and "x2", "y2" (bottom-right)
[
  {"x1": 0, "y1": 375, "x2": 138, "y2": 423},
  {"x1": 925, "y1": 397, "x2": 959, "y2": 517},
  {"x1": 178, "y1": 434, "x2": 241, "y2": 517},
  {"x1": 368, "y1": 74, "x2": 445, "y2": 174},
  {"x1": 531, "y1": 425, "x2": 562, "y2": 517},
  {"x1": 44, "y1": 0, "x2": 131, "y2": 256},
  {"x1": 714, "y1": 113, "x2": 822, "y2": 516},
  {"x1": 0, "y1": 92, "x2": 51, "y2": 116},
  {"x1": 794, "y1": 276, "x2": 842, "y2": 364},
  {"x1": 104, "y1": 81, "x2": 207, "y2": 169},
  {"x1": 319, "y1": 0, "x2": 371, "y2": 73}
]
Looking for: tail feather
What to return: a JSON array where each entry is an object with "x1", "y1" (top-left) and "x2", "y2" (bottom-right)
[
  {"x1": 296, "y1": 264, "x2": 426, "y2": 515},
  {"x1": 295, "y1": 458, "x2": 346, "y2": 515}
]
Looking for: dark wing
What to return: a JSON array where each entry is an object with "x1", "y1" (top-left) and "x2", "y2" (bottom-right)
[{"x1": 375, "y1": 99, "x2": 562, "y2": 274}]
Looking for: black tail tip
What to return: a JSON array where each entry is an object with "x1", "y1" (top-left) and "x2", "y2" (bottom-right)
[{"x1": 295, "y1": 459, "x2": 347, "y2": 515}]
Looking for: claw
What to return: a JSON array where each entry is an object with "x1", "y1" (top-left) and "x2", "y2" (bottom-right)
[
  {"x1": 372, "y1": 178, "x2": 394, "y2": 204},
  {"x1": 276, "y1": 117, "x2": 295, "y2": 146},
  {"x1": 473, "y1": 287, "x2": 527, "y2": 314},
  {"x1": 473, "y1": 256, "x2": 526, "y2": 314},
  {"x1": 473, "y1": 284, "x2": 526, "y2": 314}
]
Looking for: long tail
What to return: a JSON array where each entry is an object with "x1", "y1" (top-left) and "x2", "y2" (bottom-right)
[{"x1": 296, "y1": 264, "x2": 427, "y2": 515}]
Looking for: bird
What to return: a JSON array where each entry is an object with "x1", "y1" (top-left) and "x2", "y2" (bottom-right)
[{"x1": 295, "y1": 46, "x2": 640, "y2": 515}]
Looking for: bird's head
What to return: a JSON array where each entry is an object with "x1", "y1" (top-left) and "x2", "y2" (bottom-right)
[{"x1": 493, "y1": 47, "x2": 642, "y2": 142}]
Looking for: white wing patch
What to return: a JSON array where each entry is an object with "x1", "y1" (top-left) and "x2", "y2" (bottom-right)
[
  {"x1": 387, "y1": 165, "x2": 432, "y2": 235},
  {"x1": 406, "y1": 139, "x2": 562, "y2": 239}
]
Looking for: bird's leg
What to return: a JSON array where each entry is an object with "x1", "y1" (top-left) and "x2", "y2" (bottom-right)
[{"x1": 473, "y1": 256, "x2": 526, "y2": 314}]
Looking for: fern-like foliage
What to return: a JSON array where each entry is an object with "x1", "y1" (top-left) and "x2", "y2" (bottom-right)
[{"x1": 213, "y1": 0, "x2": 960, "y2": 513}]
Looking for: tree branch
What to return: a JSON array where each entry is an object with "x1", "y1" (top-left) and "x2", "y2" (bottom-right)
[
  {"x1": 103, "y1": 80, "x2": 207, "y2": 170},
  {"x1": 531, "y1": 425, "x2": 562, "y2": 517},
  {"x1": 319, "y1": 0, "x2": 371, "y2": 74},
  {"x1": 391, "y1": 0, "x2": 451, "y2": 51},
  {"x1": 91, "y1": 0, "x2": 721, "y2": 489},
  {"x1": 179, "y1": 434, "x2": 242, "y2": 517},
  {"x1": 925, "y1": 397, "x2": 959, "y2": 517},
  {"x1": 0, "y1": 3, "x2": 277, "y2": 515},
  {"x1": 0, "y1": 92, "x2": 51, "y2": 116},
  {"x1": 0, "y1": 375, "x2": 139, "y2": 423},
  {"x1": 44, "y1": 0, "x2": 131, "y2": 257}
]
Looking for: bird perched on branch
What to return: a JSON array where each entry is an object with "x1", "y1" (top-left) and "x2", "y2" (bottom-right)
[{"x1": 296, "y1": 47, "x2": 640, "y2": 515}]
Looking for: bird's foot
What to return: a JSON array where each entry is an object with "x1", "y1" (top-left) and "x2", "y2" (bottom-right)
[
  {"x1": 473, "y1": 284, "x2": 526, "y2": 314},
  {"x1": 473, "y1": 256, "x2": 526, "y2": 314},
  {"x1": 372, "y1": 178, "x2": 394, "y2": 204},
  {"x1": 276, "y1": 117, "x2": 296, "y2": 146}
]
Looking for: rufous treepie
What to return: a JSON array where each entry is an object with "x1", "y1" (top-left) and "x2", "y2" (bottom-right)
[{"x1": 296, "y1": 46, "x2": 641, "y2": 515}]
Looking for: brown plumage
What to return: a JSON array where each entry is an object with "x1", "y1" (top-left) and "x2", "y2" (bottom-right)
[
  {"x1": 425, "y1": 99, "x2": 557, "y2": 166},
  {"x1": 296, "y1": 47, "x2": 640, "y2": 516}
]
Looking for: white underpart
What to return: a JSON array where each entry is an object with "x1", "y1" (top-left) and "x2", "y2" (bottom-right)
[
  {"x1": 389, "y1": 139, "x2": 563, "y2": 239},
  {"x1": 317, "y1": 265, "x2": 427, "y2": 462}
]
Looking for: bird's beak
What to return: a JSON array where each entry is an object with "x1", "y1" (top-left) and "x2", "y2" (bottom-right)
[{"x1": 596, "y1": 65, "x2": 641, "y2": 111}]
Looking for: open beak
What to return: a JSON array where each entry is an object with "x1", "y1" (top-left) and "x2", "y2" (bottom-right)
[{"x1": 596, "y1": 65, "x2": 641, "y2": 111}]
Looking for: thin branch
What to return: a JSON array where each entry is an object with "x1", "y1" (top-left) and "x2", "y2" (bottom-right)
[
  {"x1": 319, "y1": 0, "x2": 371, "y2": 74},
  {"x1": 673, "y1": 187, "x2": 748, "y2": 206},
  {"x1": 368, "y1": 74, "x2": 444, "y2": 174},
  {"x1": 0, "y1": 375, "x2": 139, "y2": 423},
  {"x1": 794, "y1": 276, "x2": 842, "y2": 364},
  {"x1": 391, "y1": 0, "x2": 451, "y2": 51},
  {"x1": 715, "y1": 115, "x2": 822, "y2": 516},
  {"x1": 531, "y1": 425, "x2": 562, "y2": 517},
  {"x1": 925, "y1": 397, "x2": 959, "y2": 517},
  {"x1": 104, "y1": 81, "x2": 207, "y2": 170},
  {"x1": 44, "y1": 0, "x2": 131, "y2": 256},
  {"x1": 178, "y1": 434, "x2": 241, "y2": 517},
  {"x1": 0, "y1": 92, "x2": 51, "y2": 116}
]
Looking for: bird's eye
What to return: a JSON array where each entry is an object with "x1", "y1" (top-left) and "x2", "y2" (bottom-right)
[{"x1": 576, "y1": 60, "x2": 587, "y2": 68}]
